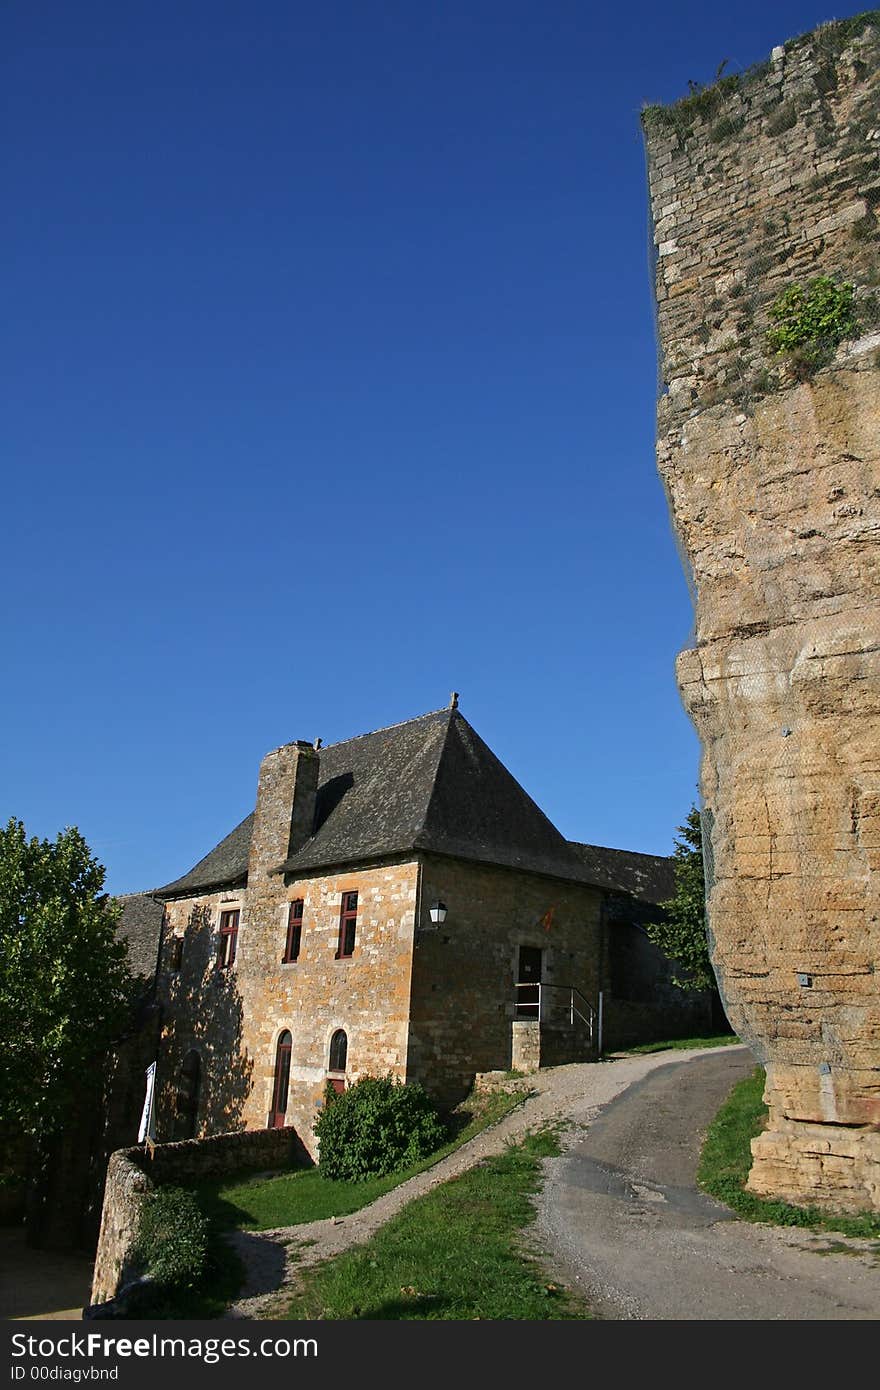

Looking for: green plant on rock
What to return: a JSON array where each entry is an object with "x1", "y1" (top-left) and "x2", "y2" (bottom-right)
[
  {"x1": 132, "y1": 1185, "x2": 209, "y2": 1290},
  {"x1": 766, "y1": 275, "x2": 857, "y2": 375},
  {"x1": 315, "y1": 1075, "x2": 447, "y2": 1182}
]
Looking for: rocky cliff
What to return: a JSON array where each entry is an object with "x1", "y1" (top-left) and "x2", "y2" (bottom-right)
[{"x1": 643, "y1": 12, "x2": 880, "y2": 1211}]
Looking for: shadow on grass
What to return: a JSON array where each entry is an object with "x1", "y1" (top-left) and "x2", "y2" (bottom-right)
[
  {"x1": 224, "y1": 1229, "x2": 289, "y2": 1298},
  {"x1": 124, "y1": 1229, "x2": 245, "y2": 1319}
]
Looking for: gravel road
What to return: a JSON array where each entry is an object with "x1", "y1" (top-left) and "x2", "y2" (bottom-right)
[{"x1": 535, "y1": 1047, "x2": 880, "y2": 1320}]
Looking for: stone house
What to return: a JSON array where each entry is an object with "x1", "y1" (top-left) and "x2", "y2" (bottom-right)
[{"x1": 138, "y1": 701, "x2": 712, "y2": 1155}]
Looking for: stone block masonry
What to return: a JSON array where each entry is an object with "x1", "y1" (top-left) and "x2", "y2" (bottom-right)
[
  {"x1": 409, "y1": 855, "x2": 602, "y2": 1102},
  {"x1": 158, "y1": 861, "x2": 419, "y2": 1156},
  {"x1": 90, "y1": 1126, "x2": 302, "y2": 1305},
  {"x1": 643, "y1": 14, "x2": 880, "y2": 1212},
  {"x1": 236, "y1": 860, "x2": 420, "y2": 1152}
]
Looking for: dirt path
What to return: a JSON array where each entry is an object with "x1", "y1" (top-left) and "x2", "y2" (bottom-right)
[{"x1": 223, "y1": 1045, "x2": 740, "y2": 1319}]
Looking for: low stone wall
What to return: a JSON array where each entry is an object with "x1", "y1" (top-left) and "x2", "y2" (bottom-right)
[
  {"x1": 89, "y1": 1125, "x2": 306, "y2": 1306},
  {"x1": 602, "y1": 997, "x2": 714, "y2": 1051},
  {"x1": 90, "y1": 1151, "x2": 153, "y2": 1305}
]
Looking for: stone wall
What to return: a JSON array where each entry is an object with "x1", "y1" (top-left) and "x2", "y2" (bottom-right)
[
  {"x1": 601, "y1": 895, "x2": 716, "y2": 1048},
  {"x1": 408, "y1": 855, "x2": 603, "y2": 1102},
  {"x1": 236, "y1": 860, "x2": 419, "y2": 1152},
  {"x1": 90, "y1": 1149, "x2": 152, "y2": 1305},
  {"x1": 643, "y1": 15, "x2": 880, "y2": 1211},
  {"x1": 157, "y1": 891, "x2": 254, "y2": 1141},
  {"x1": 159, "y1": 860, "x2": 419, "y2": 1156},
  {"x1": 90, "y1": 1126, "x2": 303, "y2": 1305}
]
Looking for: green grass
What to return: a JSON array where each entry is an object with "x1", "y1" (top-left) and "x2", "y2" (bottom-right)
[
  {"x1": 614, "y1": 1033, "x2": 740, "y2": 1056},
  {"x1": 698, "y1": 1067, "x2": 880, "y2": 1242},
  {"x1": 194, "y1": 1085, "x2": 527, "y2": 1232},
  {"x1": 281, "y1": 1129, "x2": 591, "y2": 1320}
]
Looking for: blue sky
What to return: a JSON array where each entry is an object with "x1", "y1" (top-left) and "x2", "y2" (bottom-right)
[{"x1": 2, "y1": 1, "x2": 851, "y2": 894}]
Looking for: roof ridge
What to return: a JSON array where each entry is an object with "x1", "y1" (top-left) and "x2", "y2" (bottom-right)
[
  {"x1": 413, "y1": 705, "x2": 460, "y2": 844},
  {"x1": 569, "y1": 840, "x2": 673, "y2": 861},
  {"x1": 313, "y1": 705, "x2": 453, "y2": 753}
]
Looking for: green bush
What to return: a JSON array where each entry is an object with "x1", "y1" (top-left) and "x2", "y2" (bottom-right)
[
  {"x1": 766, "y1": 275, "x2": 857, "y2": 373},
  {"x1": 315, "y1": 1076, "x2": 447, "y2": 1181},
  {"x1": 133, "y1": 1185, "x2": 209, "y2": 1290}
]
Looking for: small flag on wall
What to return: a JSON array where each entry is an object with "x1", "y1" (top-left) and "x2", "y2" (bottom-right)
[
  {"x1": 138, "y1": 1062, "x2": 157, "y2": 1144},
  {"x1": 539, "y1": 906, "x2": 556, "y2": 932}
]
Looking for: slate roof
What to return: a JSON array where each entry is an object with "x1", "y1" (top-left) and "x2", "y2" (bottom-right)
[
  {"x1": 115, "y1": 892, "x2": 165, "y2": 984},
  {"x1": 152, "y1": 706, "x2": 676, "y2": 903},
  {"x1": 154, "y1": 814, "x2": 254, "y2": 899},
  {"x1": 566, "y1": 842, "x2": 675, "y2": 905}
]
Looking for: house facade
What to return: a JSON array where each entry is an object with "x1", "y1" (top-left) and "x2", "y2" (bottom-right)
[{"x1": 144, "y1": 702, "x2": 712, "y2": 1154}]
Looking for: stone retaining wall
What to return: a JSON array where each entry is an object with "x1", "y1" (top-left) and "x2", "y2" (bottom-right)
[{"x1": 90, "y1": 1125, "x2": 305, "y2": 1305}]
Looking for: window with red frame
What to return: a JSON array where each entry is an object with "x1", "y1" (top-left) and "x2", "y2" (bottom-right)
[
  {"x1": 283, "y1": 899, "x2": 304, "y2": 963},
  {"x1": 218, "y1": 908, "x2": 239, "y2": 969},
  {"x1": 328, "y1": 1029, "x2": 348, "y2": 1093},
  {"x1": 336, "y1": 890, "x2": 358, "y2": 958}
]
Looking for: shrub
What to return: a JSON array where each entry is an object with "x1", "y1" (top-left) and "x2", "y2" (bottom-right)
[
  {"x1": 132, "y1": 1185, "x2": 209, "y2": 1290},
  {"x1": 315, "y1": 1076, "x2": 447, "y2": 1181},
  {"x1": 766, "y1": 276, "x2": 857, "y2": 374}
]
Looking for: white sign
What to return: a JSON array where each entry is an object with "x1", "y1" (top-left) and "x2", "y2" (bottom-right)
[{"x1": 138, "y1": 1061, "x2": 157, "y2": 1143}]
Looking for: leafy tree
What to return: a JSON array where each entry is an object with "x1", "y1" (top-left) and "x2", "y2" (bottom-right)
[
  {"x1": 0, "y1": 819, "x2": 133, "y2": 1141},
  {"x1": 647, "y1": 806, "x2": 715, "y2": 992}
]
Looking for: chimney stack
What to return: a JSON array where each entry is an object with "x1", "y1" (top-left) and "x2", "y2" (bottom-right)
[{"x1": 248, "y1": 740, "x2": 319, "y2": 884}]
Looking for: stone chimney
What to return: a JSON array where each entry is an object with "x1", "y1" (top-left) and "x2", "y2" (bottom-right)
[{"x1": 248, "y1": 740, "x2": 319, "y2": 885}]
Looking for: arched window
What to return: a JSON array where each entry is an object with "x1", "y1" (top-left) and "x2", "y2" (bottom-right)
[
  {"x1": 270, "y1": 1030, "x2": 292, "y2": 1129},
  {"x1": 328, "y1": 1029, "x2": 348, "y2": 1089},
  {"x1": 174, "y1": 1050, "x2": 201, "y2": 1140}
]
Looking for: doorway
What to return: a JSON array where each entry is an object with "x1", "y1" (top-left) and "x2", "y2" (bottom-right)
[{"x1": 516, "y1": 945, "x2": 543, "y2": 1018}]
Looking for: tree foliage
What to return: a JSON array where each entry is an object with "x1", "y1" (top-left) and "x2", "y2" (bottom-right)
[
  {"x1": 0, "y1": 818, "x2": 133, "y2": 1139},
  {"x1": 646, "y1": 807, "x2": 715, "y2": 992}
]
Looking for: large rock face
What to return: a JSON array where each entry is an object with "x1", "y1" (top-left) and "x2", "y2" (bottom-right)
[{"x1": 644, "y1": 16, "x2": 880, "y2": 1211}]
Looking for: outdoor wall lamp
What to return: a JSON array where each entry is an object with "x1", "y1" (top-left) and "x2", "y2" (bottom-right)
[{"x1": 428, "y1": 900, "x2": 448, "y2": 926}]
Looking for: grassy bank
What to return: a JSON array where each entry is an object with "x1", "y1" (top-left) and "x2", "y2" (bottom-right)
[
  {"x1": 281, "y1": 1129, "x2": 591, "y2": 1320},
  {"x1": 195, "y1": 1084, "x2": 526, "y2": 1232},
  {"x1": 615, "y1": 1033, "x2": 740, "y2": 1056},
  {"x1": 698, "y1": 1066, "x2": 880, "y2": 1241}
]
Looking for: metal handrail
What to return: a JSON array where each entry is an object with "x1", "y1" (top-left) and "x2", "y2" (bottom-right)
[{"x1": 514, "y1": 981, "x2": 598, "y2": 1040}]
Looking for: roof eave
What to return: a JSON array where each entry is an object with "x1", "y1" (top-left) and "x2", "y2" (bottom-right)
[{"x1": 152, "y1": 873, "x2": 248, "y2": 902}]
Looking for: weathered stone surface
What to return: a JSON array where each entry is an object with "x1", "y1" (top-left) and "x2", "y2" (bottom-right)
[
  {"x1": 511, "y1": 1020, "x2": 541, "y2": 1073},
  {"x1": 644, "y1": 18, "x2": 880, "y2": 1211},
  {"x1": 89, "y1": 1149, "x2": 152, "y2": 1305},
  {"x1": 90, "y1": 1127, "x2": 301, "y2": 1304}
]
